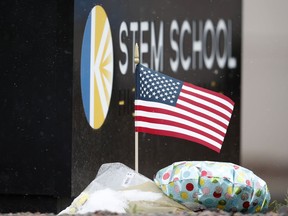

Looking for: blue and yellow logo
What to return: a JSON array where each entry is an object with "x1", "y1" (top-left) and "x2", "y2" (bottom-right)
[{"x1": 81, "y1": 5, "x2": 114, "y2": 129}]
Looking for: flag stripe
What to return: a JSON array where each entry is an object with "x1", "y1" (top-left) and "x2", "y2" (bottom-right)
[
  {"x1": 135, "y1": 121, "x2": 222, "y2": 153},
  {"x1": 176, "y1": 103, "x2": 228, "y2": 131},
  {"x1": 177, "y1": 98, "x2": 230, "y2": 126},
  {"x1": 183, "y1": 83, "x2": 234, "y2": 109},
  {"x1": 135, "y1": 104, "x2": 225, "y2": 138},
  {"x1": 181, "y1": 87, "x2": 233, "y2": 115},
  {"x1": 179, "y1": 93, "x2": 231, "y2": 122},
  {"x1": 135, "y1": 100, "x2": 227, "y2": 133},
  {"x1": 135, "y1": 110, "x2": 224, "y2": 142},
  {"x1": 135, "y1": 117, "x2": 222, "y2": 146}
]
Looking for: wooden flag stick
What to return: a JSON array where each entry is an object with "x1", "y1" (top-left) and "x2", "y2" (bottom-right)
[
  {"x1": 134, "y1": 43, "x2": 139, "y2": 173},
  {"x1": 134, "y1": 43, "x2": 139, "y2": 64}
]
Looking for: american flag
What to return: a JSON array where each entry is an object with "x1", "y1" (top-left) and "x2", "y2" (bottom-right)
[{"x1": 135, "y1": 64, "x2": 234, "y2": 153}]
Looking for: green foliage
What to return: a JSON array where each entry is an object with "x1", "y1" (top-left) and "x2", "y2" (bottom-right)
[{"x1": 270, "y1": 190, "x2": 288, "y2": 212}]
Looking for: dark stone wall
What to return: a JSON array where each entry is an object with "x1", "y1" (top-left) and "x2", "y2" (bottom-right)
[{"x1": 0, "y1": 0, "x2": 74, "y2": 213}]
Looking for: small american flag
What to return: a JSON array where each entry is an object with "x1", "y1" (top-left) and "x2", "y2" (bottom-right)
[{"x1": 135, "y1": 64, "x2": 234, "y2": 153}]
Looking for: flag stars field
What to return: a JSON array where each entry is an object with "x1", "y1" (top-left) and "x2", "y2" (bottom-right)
[{"x1": 139, "y1": 66, "x2": 182, "y2": 106}]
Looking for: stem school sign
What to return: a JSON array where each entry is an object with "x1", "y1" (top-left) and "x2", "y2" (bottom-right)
[
  {"x1": 118, "y1": 19, "x2": 237, "y2": 74},
  {"x1": 73, "y1": 0, "x2": 241, "y2": 195}
]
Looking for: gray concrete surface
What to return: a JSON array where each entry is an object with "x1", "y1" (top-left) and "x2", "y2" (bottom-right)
[{"x1": 242, "y1": 0, "x2": 288, "y2": 203}]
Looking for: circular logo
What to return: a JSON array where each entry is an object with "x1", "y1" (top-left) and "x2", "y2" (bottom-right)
[{"x1": 81, "y1": 5, "x2": 114, "y2": 129}]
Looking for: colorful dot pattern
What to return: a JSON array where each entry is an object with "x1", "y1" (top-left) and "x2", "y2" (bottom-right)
[{"x1": 154, "y1": 161, "x2": 271, "y2": 213}]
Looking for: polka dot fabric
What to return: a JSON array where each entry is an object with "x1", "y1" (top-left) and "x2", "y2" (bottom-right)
[{"x1": 154, "y1": 161, "x2": 270, "y2": 213}]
